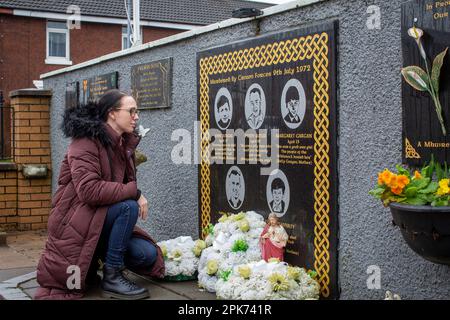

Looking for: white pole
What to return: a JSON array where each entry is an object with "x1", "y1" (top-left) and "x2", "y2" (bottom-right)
[{"x1": 132, "y1": 0, "x2": 141, "y2": 46}]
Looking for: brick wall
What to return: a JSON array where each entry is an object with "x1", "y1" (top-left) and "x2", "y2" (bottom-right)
[
  {"x1": 0, "y1": 13, "x2": 183, "y2": 105},
  {"x1": 0, "y1": 89, "x2": 52, "y2": 231}
]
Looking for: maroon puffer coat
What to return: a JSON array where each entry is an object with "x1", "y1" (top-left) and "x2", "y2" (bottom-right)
[{"x1": 34, "y1": 103, "x2": 164, "y2": 300}]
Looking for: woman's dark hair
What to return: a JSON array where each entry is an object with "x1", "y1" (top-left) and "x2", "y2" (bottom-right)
[{"x1": 96, "y1": 89, "x2": 128, "y2": 121}]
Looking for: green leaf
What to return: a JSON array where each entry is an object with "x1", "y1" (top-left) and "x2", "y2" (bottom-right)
[
  {"x1": 405, "y1": 187, "x2": 418, "y2": 198},
  {"x1": 431, "y1": 47, "x2": 448, "y2": 93},
  {"x1": 404, "y1": 196, "x2": 428, "y2": 205},
  {"x1": 436, "y1": 162, "x2": 444, "y2": 180},
  {"x1": 408, "y1": 177, "x2": 430, "y2": 190},
  {"x1": 395, "y1": 164, "x2": 410, "y2": 178},
  {"x1": 369, "y1": 186, "x2": 386, "y2": 198},
  {"x1": 401, "y1": 66, "x2": 430, "y2": 92},
  {"x1": 418, "y1": 181, "x2": 439, "y2": 194}
]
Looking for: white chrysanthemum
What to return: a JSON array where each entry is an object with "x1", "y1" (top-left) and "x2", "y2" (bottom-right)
[
  {"x1": 215, "y1": 260, "x2": 320, "y2": 300},
  {"x1": 198, "y1": 211, "x2": 265, "y2": 293},
  {"x1": 157, "y1": 236, "x2": 204, "y2": 277}
]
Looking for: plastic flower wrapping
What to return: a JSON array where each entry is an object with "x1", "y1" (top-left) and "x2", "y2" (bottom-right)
[
  {"x1": 215, "y1": 260, "x2": 320, "y2": 300},
  {"x1": 157, "y1": 236, "x2": 206, "y2": 277},
  {"x1": 197, "y1": 211, "x2": 266, "y2": 292}
]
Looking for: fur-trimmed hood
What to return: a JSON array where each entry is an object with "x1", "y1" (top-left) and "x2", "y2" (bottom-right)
[{"x1": 61, "y1": 101, "x2": 113, "y2": 147}]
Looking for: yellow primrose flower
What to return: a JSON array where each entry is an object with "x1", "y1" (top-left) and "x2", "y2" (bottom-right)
[
  {"x1": 206, "y1": 259, "x2": 218, "y2": 275},
  {"x1": 268, "y1": 258, "x2": 280, "y2": 263},
  {"x1": 437, "y1": 179, "x2": 450, "y2": 196},
  {"x1": 287, "y1": 266, "x2": 301, "y2": 281},
  {"x1": 239, "y1": 219, "x2": 250, "y2": 232},
  {"x1": 268, "y1": 273, "x2": 290, "y2": 292},
  {"x1": 238, "y1": 265, "x2": 251, "y2": 279}
]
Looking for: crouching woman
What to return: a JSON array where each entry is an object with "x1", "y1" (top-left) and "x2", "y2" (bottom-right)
[{"x1": 35, "y1": 90, "x2": 164, "y2": 300}]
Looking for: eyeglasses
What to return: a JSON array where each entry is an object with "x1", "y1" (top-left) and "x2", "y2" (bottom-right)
[{"x1": 117, "y1": 108, "x2": 139, "y2": 116}]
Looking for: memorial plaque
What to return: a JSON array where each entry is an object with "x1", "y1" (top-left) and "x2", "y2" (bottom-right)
[
  {"x1": 131, "y1": 58, "x2": 172, "y2": 109},
  {"x1": 81, "y1": 71, "x2": 119, "y2": 104},
  {"x1": 65, "y1": 81, "x2": 79, "y2": 109},
  {"x1": 402, "y1": 0, "x2": 450, "y2": 165},
  {"x1": 197, "y1": 22, "x2": 338, "y2": 298}
]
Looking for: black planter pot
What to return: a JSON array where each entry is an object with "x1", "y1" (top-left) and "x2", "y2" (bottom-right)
[{"x1": 389, "y1": 202, "x2": 450, "y2": 265}]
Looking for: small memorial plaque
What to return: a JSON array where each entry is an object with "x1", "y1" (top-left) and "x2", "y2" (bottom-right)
[
  {"x1": 81, "y1": 72, "x2": 119, "y2": 104},
  {"x1": 65, "y1": 81, "x2": 79, "y2": 109},
  {"x1": 402, "y1": 0, "x2": 450, "y2": 165},
  {"x1": 131, "y1": 58, "x2": 173, "y2": 109}
]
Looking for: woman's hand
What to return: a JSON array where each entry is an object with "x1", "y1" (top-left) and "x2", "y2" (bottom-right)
[
  {"x1": 137, "y1": 194, "x2": 148, "y2": 221},
  {"x1": 262, "y1": 233, "x2": 270, "y2": 239}
]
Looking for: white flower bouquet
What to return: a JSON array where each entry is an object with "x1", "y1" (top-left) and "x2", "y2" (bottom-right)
[
  {"x1": 157, "y1": 236, "x2": 206, "y2": 281},
  {"x1": 215, "y1": 260, "x2": 320, "y2": 300},
  {"x1": 198, "y1": 211, "x2": 266, "y2": 292}
]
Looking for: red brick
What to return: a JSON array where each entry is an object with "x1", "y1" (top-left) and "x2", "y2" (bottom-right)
[
  {"x1": 30, "y1": 148, "x2": 50, "y2": 156},
  {"x1": 18, "y1": 194, "x2": 31, "y2": 201},
  {"x1": 0, "y1": 179, "x2": 16, "y2": 187},
  {"x1": 19, "y1": 186, "x2": 42, "y2": 193},
  {"x1": 41, "y1": 186, "x2": 51, "y2": 193},
  {"x1": 41, "y1": 127, "x2": 50, "y2": 134},
  {"x1": 0, "y1": 217, "x2": 6, "y2": 223},
  {"x1": 16, "y1": 119, "x2": 30, "y2": 126},
  {"x1": 40, "y1": 200, "x2": 52, "y2": 208},
  {"x1": 18, "y1": 179, "x2": 30, "y2": 187},
  {"x1": 15, "y1": 112, "x2": 41, "y2": 119},
  {"x1": 31, "y1": 193, "x2": 51, "y2": 201},
  {"x1": 0, "y1": 202, "x2": 5, "y2": 208},
  {"x1": 15, "y1": 156, "x2": 41, "y2": 163},
  {"x1": 29, "y1": 105, "x2": 50, "y2": 112},
  {"x1": 12, "y1": 97, "x2": 42, "y2": 105},
  {"x1": 19, "y1": 201, "x2": 42, "y2": 209},
  {"x1": 15, "y1": 127, "x2": 40, "y2": 134},
  {"x1": 40, "y1": 156, "x2": 51, "y2": 164},
  {"x1": 19, "y1": 216, "x2": 42, "y2": 223},
  {"x1": 30, "y1": 179, "x2": 51, "y2": 186},
  {"x1": 29, "y1": 134, "x2": 49, "y2": 141},
  {"x1": 40, "y1": 141, "x2": 50, "y2": 148},
  {"x1": 0, "y1": 208, "x2": 16, "y2": 216},
  {"x1": 0, "y1": 194, "x2": 16, "y2": 201},
  {"x1": 5, "y1": 201, "x2": 17, "y2": 209},
  {"x1": 5, "y1": 186, "x2": 17, "y2": 193},
  {"x1": 31, "y1": 208, "x2": 50, "y2": 216},
  {"x1": 5, "y1": 172, "x2": 17, "y2": 178},
  {"x1": 15, "y1": 149, "x2": 30, "y2": 156},
  {"x1": 40, "y1": 112, "x2": 50, "y2": 120},
  {"x1": 15, "y1": 141, "x2": 40, "y2": 148},
  {"x1": 31, "y1": 223, "x2": 47, "y2": 230},
  {"x1": 18, "y1": 209, "x2": 31, "y2": 216},
  {"x1": 6, "y1": 216, "x2": 19, "y2": 223},
  {"x1": 30, "y1": 119, "x2": 49, "y2": 126}
]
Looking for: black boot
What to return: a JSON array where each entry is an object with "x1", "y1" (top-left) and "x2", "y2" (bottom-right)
[{"x1": 101, "y1": 265, "x2": 149, "y2": 300}]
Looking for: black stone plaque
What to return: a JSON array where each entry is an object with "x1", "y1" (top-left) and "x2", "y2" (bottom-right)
[
  {"x1": 197, "y1": 22, "x2": 338, "y2": 299},
  {"x1": 65, "y1": 81, "x2": 79, "y2": 109},
  {"x1": 131, "y1": 58, "x2": 172, "y2": 109},
  {"x1": 402, "y1": 0, "x2": 450, "y2": 165},
  {"x1": 81, "y1": 71, "x2": 119, "y2": 104}
]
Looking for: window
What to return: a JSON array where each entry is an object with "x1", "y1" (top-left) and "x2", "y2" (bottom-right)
[
  {"x1": 46, "y1": 21, "x2": 72, "y2": 65},
  {"x1": 122, "y1": 25, "x2": 143, "y2": 50}
]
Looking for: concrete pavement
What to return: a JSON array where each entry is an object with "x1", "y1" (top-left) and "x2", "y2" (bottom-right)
[{"x1": 0, "y1": 230, "x2": 215, "y2": 300}]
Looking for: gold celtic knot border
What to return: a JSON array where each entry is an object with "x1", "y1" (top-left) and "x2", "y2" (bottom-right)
[{"x1": 199, "y1": 32, "x2": 332, "y2": 297}]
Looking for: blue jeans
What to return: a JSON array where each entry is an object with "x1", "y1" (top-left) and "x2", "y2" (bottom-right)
[{"x1": 98, "y1": 200, "x2": 157, "y2": 270}]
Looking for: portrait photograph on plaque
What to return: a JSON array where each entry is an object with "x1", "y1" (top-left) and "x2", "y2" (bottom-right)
[
  {"x1": 131, "y1": 58, "x2": 173, "y2": 110},
  {"x1": 197, "y1": 22, "x2": 338, "y2": 299}
]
